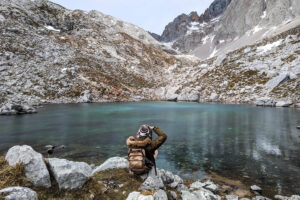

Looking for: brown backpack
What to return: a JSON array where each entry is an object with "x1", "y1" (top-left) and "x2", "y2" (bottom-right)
[{"x1": 128, "y1": 148, "x2": 151, "y2": 174}]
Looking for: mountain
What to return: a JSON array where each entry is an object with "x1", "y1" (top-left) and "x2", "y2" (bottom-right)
[
  {"x1": 156, "y1": 0, "x2": 300, "y2": 59},
  {"x1": 0, "y1": 0, "x2": 299, "y2": 111},
  {"x1": 0, "y1": 0, "x2": 181, "y2": 105}
]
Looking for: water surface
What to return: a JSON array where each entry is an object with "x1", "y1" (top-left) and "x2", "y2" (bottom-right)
[{"x1": 0, "y1": 102, "x2": 300, "y2": 195}]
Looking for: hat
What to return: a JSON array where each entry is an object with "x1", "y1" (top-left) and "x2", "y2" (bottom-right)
[{"x1": 136, "y1": 124, "x2": 152, "y2": 139}]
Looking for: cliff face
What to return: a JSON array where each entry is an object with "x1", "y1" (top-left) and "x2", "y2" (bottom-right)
[
  {"x1": 156, "y1": 0, "x2": 300, "y2": 59},
  {"x1": 155, "y1": 0, "x2": 231, "y2": 43},
  {"x1": 0, "y1": 0, "x2": 180, "y2": 105}
]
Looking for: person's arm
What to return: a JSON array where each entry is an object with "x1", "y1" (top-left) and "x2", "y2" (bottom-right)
[{"x1": 149, "y1": 126, "x2": 167, "y2": 151}]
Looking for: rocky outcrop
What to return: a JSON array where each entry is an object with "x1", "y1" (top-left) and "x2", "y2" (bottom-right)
[
  {"x1": 5, "y1": 145, "x2": 51, "y2": 188},
  {"x1": 0, "y1": 102, "x2": 37, "y2": 115},
  {"x1": 47, "y1": 158, "x2": 92, "y2": 190},
  {"x1": 157, "y1": 0, "x2": 231, "y2": 43},
  {"x1": 0, "y1": 187, "x2": 38, "y2": 200},
  {"x1": 92, "y1": 157, "x2": 129, "y2": 175}
]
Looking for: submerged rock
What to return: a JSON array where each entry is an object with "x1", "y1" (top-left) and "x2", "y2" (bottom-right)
[
  {"x1": 47, "y1": 158, "x2": 92, "y2": 190},
  {"x1": 5, "y1": 145, "x2": 51, "y2": 188},
  {"x1": 0, "y1": 187, "x2": 38, "y2": 200},
  {"x1": 92, "y1": 157, "x2": 129, "y2": 175}
]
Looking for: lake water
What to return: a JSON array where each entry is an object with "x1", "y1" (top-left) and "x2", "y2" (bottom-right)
[{"x1": 0, "y1": 102, "x2": 299, "y2": 195}]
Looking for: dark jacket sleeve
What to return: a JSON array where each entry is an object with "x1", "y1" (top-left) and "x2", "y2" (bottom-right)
[{"x1": 149, "y1": 127, "x2": 167, "y2": 152}]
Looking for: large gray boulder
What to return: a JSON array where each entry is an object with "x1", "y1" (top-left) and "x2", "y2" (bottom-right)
[
  {"x1": 47, "y1": 158, "x2": 92, "y2": 190},
  {"x1": 0, "y1": 187, "x2": 38, "y2": 200},
  {"x1": 275, "y1": 100, "x2": 293, "y2": 107},
  {"x1": 92, "y1": 157, "x2": 129, "y2": 175},
  {"x1": 126, "y1": 191, "x2": 154, "y2": 200},
  {"x1": 5, "y1": 145, "x2": 51, "y2": 188},
  {"x1": 181, "y1": 188, "x2": 221, "y2": 200},
  {"x1": 139, "y1": 176, "x2": 165, "y2": 191}
]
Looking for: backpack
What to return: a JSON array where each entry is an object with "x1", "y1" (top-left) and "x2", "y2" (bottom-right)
[
  {"x1": 127, "y1": 137, "x2": 157, "y2": 175},
  {"x1": 128, "y1": 148, "x2": 151, "y2": 175}
]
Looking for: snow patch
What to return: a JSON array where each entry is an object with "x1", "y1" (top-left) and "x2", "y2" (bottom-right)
[
  {"x1": 209, "y1": 47, "x2": 218, "y2": 58},
  {"x1": 202, "y1": 35, "x2": 210, "y2": 44},
  {"x1": 261, "y1": 11, "x2": 267, "y2": 19},
  {"x1": 44, "y1": 25, "x2": 60, "y2": 32},
  {"x1": 257, "y1": 39, "x2": 283, "y2": 53}
]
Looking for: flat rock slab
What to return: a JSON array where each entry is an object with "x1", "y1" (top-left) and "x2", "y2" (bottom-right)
[
  {"x1": 5, "y1": 145, "x2": 51, "y2": 188},
  {"x1": 92, "y1": 157, "x2": 129, "y2": 175},
  {"x1": 139, "y1": 176, "x2": 165, "y2": 191},
  {"x1": 126, "y1": 191, "x2": 154, "y2": 200},
  {"x1": 47, "y1": 158, "x2": 92, "y2": 190},
  {"x1": 0, "y1": 186, "x2": 38, "y2": 200}
]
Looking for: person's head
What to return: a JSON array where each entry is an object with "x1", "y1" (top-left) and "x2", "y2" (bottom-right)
[{"x1": 136, "y1": 124, "x2": 152, "y2": 139}]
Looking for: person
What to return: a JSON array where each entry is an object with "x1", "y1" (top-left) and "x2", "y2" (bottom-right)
[{"x1": 126, "y1": 125, "x2": 167, "y2": 175}]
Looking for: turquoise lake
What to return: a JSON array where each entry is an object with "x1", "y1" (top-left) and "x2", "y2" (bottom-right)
[{"x1": 0, "y1": 102, "x2": 299, "y2": 195}]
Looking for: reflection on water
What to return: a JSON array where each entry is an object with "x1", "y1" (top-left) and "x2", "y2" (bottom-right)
[{"x1": 0, "y1": 102, "x2": 299, "y2": 195}]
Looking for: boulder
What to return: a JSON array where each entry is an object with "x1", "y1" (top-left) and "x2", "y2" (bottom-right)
[
  {"x1": 170, "y1": 191, "x2": 178, "y2": 200},
  {"x1": 275, "y1": 195, "x2": 300, "y2": 200},
  {"x1": 250, "y1": 185, "x2": 262, "y2": 193},
  {"x1": 193, "y1": 188, "x2": 221, "y2": 200},
  {"x1": 181, "y1": 190, "x2": 198, "y2": 200},
  {"x1": 177, "y1": 87, "x2": 199, "y2": 102},
  {"x1": 153, "y1": 190, "x2": 168, "y2": 200},
  {"x1": 92, "y1": 157, "x2": 129, "y2": 175},
  {"x1": 0, "y1": 187, "x2": 38, "y2": 200},
  {"x1": 189, "y1": 180, "x2": 218, "y2": 192},
  {"x1": 252, "y1": 196, "x2": 271, "y2": 200},
  {"x1": 126, "y1": 191, "x2": 154, "y2": 200},
  {"x1": 0, "y1": 102, "x2": 37, "y2": 115},
  {"x1": 275, "y1": 101, "x2": 292, "y2": 107},
  {"x1": 255, "y1": 98, "x2": 276, "y2": 107},
  {"x1": 295, "y1": 103, "x2": 300, "y2": 108},
  {"x1": 5, "y1": 145, "x2": 51, "y2": 188},
  {"x1": 47, "y1": 158, "x2": 92, "y2": 190},
  {"x1": 209, "y1": 93, "x2": 219, "y2": 101},
  {"x1": 226, "y1": 195, "x2": 239, "y2": 200},
  {"x1": 265, "y1": 73, "x2": 289, "y2": 90},
  {"x1": 139, "y1": 176, "x2": 165, "y2": 191},
  {"x1": 78, "y1": 90, "x2": 92, "y2": 103}
]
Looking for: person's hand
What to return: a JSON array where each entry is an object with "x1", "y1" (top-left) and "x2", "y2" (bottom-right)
[{"x1": 148, "y1": 126, "x2": 154, "y2": 130}]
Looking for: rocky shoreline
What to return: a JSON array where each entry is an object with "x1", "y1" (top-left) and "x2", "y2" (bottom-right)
[{"x1": 0, "y1": 145, "x2": 299, "y2": 200}]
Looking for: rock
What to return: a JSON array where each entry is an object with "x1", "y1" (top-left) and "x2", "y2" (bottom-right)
[
  {"x1": 0, "y1": 187, "x2": 38, "y2": 200},
  {"x1": 226, "y1": 195, "x2": 239, "y2": 200},
  {"x1": 265, "y1": 73, "x2": 289, "y2": 90},
  {"x1": 295, "y1": 103, "x2": 300, "y2": 108},
  {"x1": 252, "y1": 196, "x2": 271, "y2": 200},
  {"x1": 153, "y1": 190, "x2": 168, "y2": 200},
  {"x1": 169, "y1": 175, "x2": 183, "y2": 188},
  {"x1": 170, "y1": 191, "x2": 178, "y2": 200},
  {"x1": 275, "y1": 101, "x2": 292, "y2": 107},
  {"x1": 126, "y1": 191, "x2": 154, "y2": 200},
  {"x1": 189, "y1": 180, "x2": 218, "y2": 192},
  {"x1": 190, "y1": 181, "x2": 206, "y2": 190},
  {"x1": 177, "y1": 87, "x2": 199, "y2": 102},
  {"x1": 209, "y1": 93, "x2": 219, "y2": 101},
  {"x1": 176, "y1": 183, "x2": 189, "y2": 192},
  {"x1": 92, "y1": 157, "x2": 129, "y2": 175},
  {"x1": 250, "y1": 185, "x2": 262, "y2": 194},
  {"x1": 275, "y1": 195, "x2": 300, "y2": 200},
  {"x1": 47, "y1": 158, "x2": 92, "y2": 190},
  {"x1": 0, "y1": 102, "x2": 37, "y2": 115},
  {"x1": 193, "y1": 188, "x2": 221, "y2": 200},
  {"x1": 255, "y1": 98, "x2": 276, "y2": 107},
  {"x1": 5, "y1": 145, "x2": 51, "y2": 188},
  {"x1": 297, "y1": 126, "x2": 300, "y2": 129},
  {"x1": 79, "y1": 90, "x2": 92, "y2": 103},
  {"x1": 139, "y1": 176, "x2": 165, "y2": 191}
]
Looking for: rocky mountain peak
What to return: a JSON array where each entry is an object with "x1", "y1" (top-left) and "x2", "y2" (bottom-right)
[{"x1": 152, "y1": 0, "x2": 231, "y2": 43}]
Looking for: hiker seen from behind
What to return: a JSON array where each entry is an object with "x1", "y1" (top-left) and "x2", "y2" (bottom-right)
[{"x1": 126, "y1": 125, "x2": 167, "y2": 175}]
